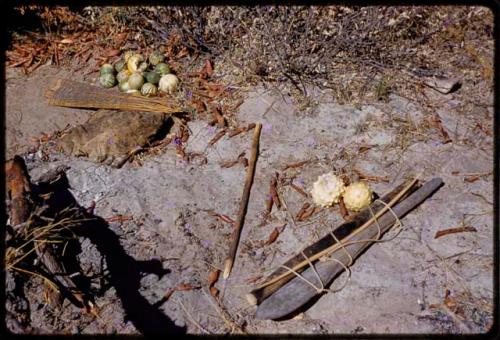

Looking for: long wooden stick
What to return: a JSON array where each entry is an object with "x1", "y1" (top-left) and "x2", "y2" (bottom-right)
[
  {"x1": 247, "y1": 178, "x2": 418, "y2": 304},
  {"x1": 223, "y1": 123, "x2": 262, "y2": 279}
]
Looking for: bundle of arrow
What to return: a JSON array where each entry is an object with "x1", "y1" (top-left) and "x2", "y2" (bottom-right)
[{"x1": 247, "y1": 177, "x2": 443, "y2": 320}]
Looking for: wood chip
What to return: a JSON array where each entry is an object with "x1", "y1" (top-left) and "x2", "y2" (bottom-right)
[{"x1": 434, "y1": 226, "x2": 477, "y2": 239}]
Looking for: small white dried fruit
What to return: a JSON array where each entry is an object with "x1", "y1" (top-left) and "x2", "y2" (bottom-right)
[
  {"x1": 311, "y1": 172, "x2": 345, "y2": 207},
  {"x1": 342, "y1": 182, "x2": 373, "y2": 212},
  {"x1": 158, "y1": 74, "x2": 179, "y2": 94}
]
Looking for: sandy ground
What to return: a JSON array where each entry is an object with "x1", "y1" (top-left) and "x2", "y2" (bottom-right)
[{"x1": 4, "y1": 65, "x2": 495, "y2": 335}]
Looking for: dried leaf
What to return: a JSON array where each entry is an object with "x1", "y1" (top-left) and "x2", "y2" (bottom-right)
[
  {"x1": 358, "y1": 144, "x2": 376, "y2": 153},
  {"x1": 295, "y1": 202, "x2": 311, "y2": 220},
  {"x1": 464, "y1": 176, "x2": 480, "y2": 183},
  {"x1": 290, "y1": 183, "x2": 309, "y2": 198},
  {"x1": 163, "y1": 288, "x2": 176, "y2": 301},
  {"x1": 208, "y1": 129, "x2": 226, "y2": 146},
  {"x1": 297, "y1": 206, "x2": 316, "y2": 221},
  {"x1": 205, "y1": 59, "x2": 213, "y2": 76},
  {"x1": 211, "y1": 107, "x2": 226, "y2": 127},
  {"x1": 444, "y1": 289, "x2": 457, "y2": 309},
  {"x1": 59, "y1": 38, "x2": 74, "y2": 44},
  {"x1": 282, "y1": 160, "x2": 310, "y2": 171},
  {"x1": 339, "y1": 197, "x2": 349, "y2": 220},
  {"x1": 177, "y1": 283, "x2": 200, "y2": 291},
  {"x1": 105, "y1": 49, "x2": 121, "y2": 57},
  {"x1": 270, "y1": 176, "x2": 281, "y2": 209},
  {"x1": 228, "y1": 127, "x2": 245, "y2": 138},
  {"x1": 264, "y1": 227, "x2": 280, "y2": 245},
  {"x1": 210, "y1": 286, "x2": 219, "y2": 297},
  {"x1": 220, "y1": 160, "x2": 239, "y2": 168},
  {"x1": 208, "y1": 269, "x2": 220, "y2": 286},
  {"x1": 434, "y1": 226, "x2": 477, "y2": 239}
]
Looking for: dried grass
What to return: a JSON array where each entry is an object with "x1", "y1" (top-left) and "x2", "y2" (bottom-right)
[{"x1": 7, "y1": 6, "x2": 494, "y2": 108}]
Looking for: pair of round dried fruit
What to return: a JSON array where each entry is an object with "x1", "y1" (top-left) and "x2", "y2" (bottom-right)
[{"x1": 311, "y1": 173, "x2": 373, "y2": 211}]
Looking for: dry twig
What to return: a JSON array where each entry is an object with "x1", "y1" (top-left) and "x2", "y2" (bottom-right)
[{"x1": 223, "y1": 123, "x2": 262, "y2": 278}]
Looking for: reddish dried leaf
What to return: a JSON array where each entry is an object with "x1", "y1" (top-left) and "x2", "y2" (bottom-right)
[
  {"x1": 106, "y1": 215, "x2": 133, "y2": 223},
  {"x1": 208, "y1": 129, "x2": 226, "y2": 146},
  {"x1": 205, "y1": 59, "x2": 213, "y2": 77},
  {"x1": 211, "y1": 107, "x2": 226, "y2": 127},
  {"x1": 444, "y1": 289, "x2": 457, "y2": 310},
  {"x1": 290, "y1": 183, "x2": 309, "y2": 198},
  {"x1": 114, "y1": 32, "x2": 128, "y2": 42},
  {"x1": 208, "y1": 269, "x2": 220, "y2": 286},
  {"x1": 218, "y1": 214, "x2": 235, "y2": 225},
  {"x1": 434, "y1": 226, "x2": 477, "y2": 239},
  {"x1": 163, "y1": 288, "x2": 176, "y2": 300},
  {"x1": 295, "y1": 202, "x2": 311, "y2": 220},
  {"x1": 270, "y1": 176, "x2": 281, "y2": 210},
  {"x1": 339, "y1": 197, "x2": 350, "y2": 221},
  {"x1": 298, "y1": 206, "x2": 315, "y2": 221},
  {"x1": 228, "y1": 128, "x2": 245, "y2": 138},
  {"x1": 210, "y1": 286, "x2": 219, "y2": 297},
  {"x1": 282, "y1": 160, "x2": 310, "y2": 171},
  {"x1": 451, "y1": 171, "x2": 460, "y2": 175},
  {"x1": 354, "y1": 169, "x2": 389, "y2": 183},
  {"x1": 358, "y1": 144, "x2": 376, "y2": 153},
  {"x1": 464, "y1": 175, "x2": 480, "y2": 183},
  {"x1": 264, "y1": 227, "x2": 280, "y2": 245},
  {"x1": 239, "y1": 157, "x2": 249, "y2": 167},
  {"x1": 220, "y1": 160, "x2": 239, "y2": 168},
  {"x1": 176, "y1": 283, "x2": 199, "y2": 291}
]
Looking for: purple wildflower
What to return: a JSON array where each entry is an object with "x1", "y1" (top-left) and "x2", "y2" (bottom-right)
[
  {"x1": 201, "y1": 239, "x2": 212, "y2": 248},
  {"x1": 263, "y1": 123, "x2": 273, "y2": 134},
  {"x1": 306, "y1": 137, "x2": 317, "y2": 148},
  {"x1": 174, "y1": 137, "x2": 182, "y2": 146}
]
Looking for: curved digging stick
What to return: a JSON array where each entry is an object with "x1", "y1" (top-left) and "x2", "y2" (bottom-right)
[
  {"x1": 247, "y1": 179, "x2": 418, "y2": 306},
  {"x1": 255, "y1": 177, "x2": 443, "y2": 320}
]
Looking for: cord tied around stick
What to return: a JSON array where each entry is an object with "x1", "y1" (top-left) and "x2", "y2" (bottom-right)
[{"x1": 278, "y1": 198, "x2": 404, "y2": 296}]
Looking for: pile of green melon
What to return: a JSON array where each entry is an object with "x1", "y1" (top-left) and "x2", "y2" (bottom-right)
[{"x1": 99, "y1": 50, "x2": 179, "y2": 96}]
